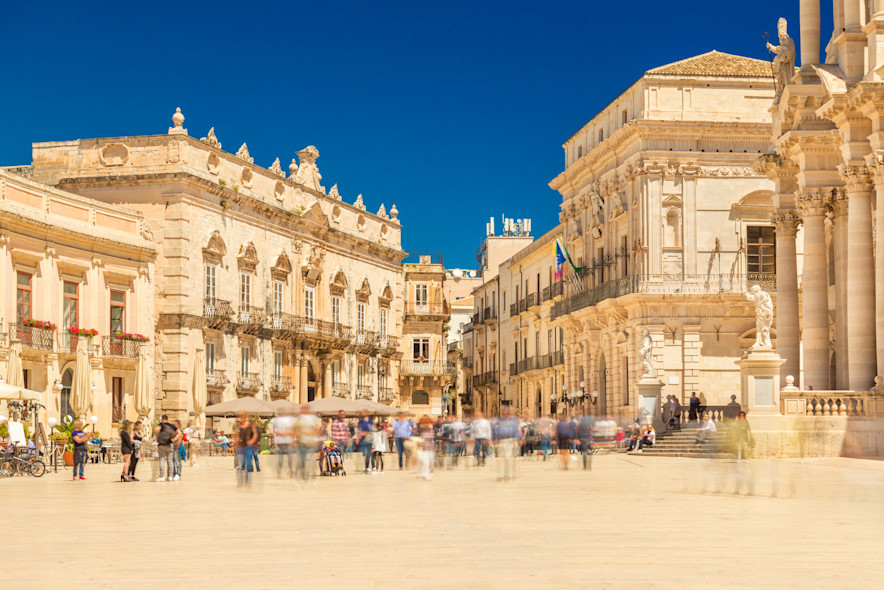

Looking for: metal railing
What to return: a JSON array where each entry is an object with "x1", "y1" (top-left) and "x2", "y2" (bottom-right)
[
  {"x1": 462, "y1": 321, "x2": 474, "y2": 334},
  {"x1": 332, "y1": 384, "x2": 349, "y2": 398},
  {"x1": 542, "y1": 281, "x2": 563, "y2": 301},
  {"x1": 270, "y1": 376, "x2": 293, "y2": 393},
  {"x1": 378, "y1": 387, "x2": 396, "y2": 403},
  {"x1": 58, "y1": 332, "x2": 92, "y2": 353},
  {"x1": 10, "y1": 323, "x2": 55, "y2": 351},
  {"x1": 355, "y1": 329, "x2": 379, "y2": 347},
  {"x1": 356, "y1": 385, "x2": 373, "y2": 399},
  {"x1": 236, "y1": 306, "x2": 267, "y2": 326},
  {"x1": 552, "y1": 274, "x2": 777, "y2": 320},
  {"x1": 102, "y1": 336, "x2": 139, "y2": 358},
  {"x1": 406, "y1": 301, "x2": 447, "y2": 315},
  {"x1": 203, "y1": 298, "x2": 234, "y2": 319},
  {"x1": 378, "y1": 334, "x2": 398, "y2": 351},
  {"x1": 236, "y1": 372, "x2": 262, "y2": 391},
  {"x1": 550, "y1": 350, "x2": 564, "y2": 366},
  {"x1": 400, "y1": 359, "x2": 456, "y2": 376},
  {"x1": 526, "y1": 292, "x2": 539, "y2": 309},
  {"x1": 206, "y1": 369, "x2": 228, "y2": 388}
]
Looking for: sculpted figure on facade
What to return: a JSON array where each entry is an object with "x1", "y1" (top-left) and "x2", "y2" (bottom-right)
[
  {"x1": 328, "y1": 184, "x2": 341, "y2": 200},
  {"x1": 200, "y1": 127, "x2": 221, "y2": 149},
  {"x1": 766, "y1": 17, "x2": 796, "y2": 102},
  {"x1": 639, "y1": 329, "x2": 656, "y2": 378},
  {"x1": 295, "y1": 146, "x2": 324, "y2": 193},
  {"x1": 269, "y1": 157, "x2": 284, "y2": 177},
  {"x1": 589, "y1": 189, "x2": 604, "y2": 225},
  {"x1": 235, "y1": 143, "x2": 254, "y2": 164},
  {"x1": 746, "y1": 285, "x2": 774, "y2": 350}
]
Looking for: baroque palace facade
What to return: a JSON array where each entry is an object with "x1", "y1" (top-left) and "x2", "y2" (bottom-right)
[
  {"x1": 549, "y1": 51, "x2": 785, "y2": 420},
  {"x1": 1, "y1": 109, "x2": 421, "y2": 429}
]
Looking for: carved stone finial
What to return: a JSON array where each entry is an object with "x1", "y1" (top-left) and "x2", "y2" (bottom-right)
[
  {"x1": 354, "y1": 194, "x2": 366, "y2": 210},
  {"x1": 289, "y1": 159, "x2": 299, "y2": 177},
  {"x1": 329, "y1": 184, "x2": 341, "y2": 200},
  {"x1": 169, "y1": 107, "x2": 187, "y2": 135},
  {"x1": 390, "y1": 204, "x2": 398, "y2": 220},
  {"x1": 235, "y1": 143, "x2": 254, "y2": 164},
  {"x1": 377, "y1": 203, "x2": 387, "y2": 218},
  {"x1": 200, "y1": 127, "x2": 221, "y2": 149},
  {"x1": 269, "y1": 157, "x2": 285, "y2": 177}
]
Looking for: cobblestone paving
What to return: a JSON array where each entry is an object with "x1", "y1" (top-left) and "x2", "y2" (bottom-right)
[{"x1": 2, "y1": 453, "x2": 881, "y2": 589}]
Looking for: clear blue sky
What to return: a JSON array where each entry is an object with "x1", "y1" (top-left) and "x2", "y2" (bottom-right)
[{"x1": 1, "y1": 0, "x2": 824, "y2": 268}]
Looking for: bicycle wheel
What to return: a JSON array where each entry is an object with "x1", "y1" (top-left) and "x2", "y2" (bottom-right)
[
  {"x1": 28, "y1": 460, "x2": 46, "y2": 477},
  {"x1": 0, "y1": 461, "x2": 12, "y2": 477}
]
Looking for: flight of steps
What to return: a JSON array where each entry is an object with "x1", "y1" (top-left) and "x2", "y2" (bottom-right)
[{"x1": 633, "y1": 425, "x2": 733, "y2": 459}]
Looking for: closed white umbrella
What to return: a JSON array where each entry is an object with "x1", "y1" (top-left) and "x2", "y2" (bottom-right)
[
  {"x1": 70, "y1": 338, "x2": 92, "y2": 418},
  {"x1": 192, "y1": 348, "x2": 207, "y2": 431},
  {"x1": 6, "y1": 339, "x2": 23, "y2": 387},
  {"x1": 134, "y1": 342, "x2": 152, "y2": 419}
]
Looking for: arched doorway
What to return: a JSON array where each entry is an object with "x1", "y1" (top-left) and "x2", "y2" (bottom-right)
[
  {"x1": 598, "y1": 353, "x2": 607, "y2": 415},
  {"x1": 307, "y1": 362, "x2": 317, "y2": 402},
  {"x1": 61, "y1": 368, "x2": 74, "y2": 419}
]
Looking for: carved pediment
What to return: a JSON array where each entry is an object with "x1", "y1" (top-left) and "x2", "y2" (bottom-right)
[
  {"x1": 329, "y1": 268, "x2": 348, "y2": 295},
  {"x1": 237, "y1": 242, "x2": 259, "y2": 271},
  {"x1": 203, "y1": 231, "x2": 227, "y2": 263},
  {"x1": 356, "y1": 277, "x2": 372, "y2": 301},
  {"x1": 379, "y1": 283, "x2": 393, "y2": 307},
  {"x1": 301, "y1": 202, "x2": 329, "y2": 227},
  {"x1": 272, "y1": 252, "x2": 292, "y2": 280},
  {"x1": 301, "y1": 244, "x2": 326, "y2": 286}
]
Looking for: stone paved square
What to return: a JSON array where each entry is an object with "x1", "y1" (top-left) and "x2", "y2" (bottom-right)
[{"x1": 2, "y1": 454, "x2": 881, "y2": 589}]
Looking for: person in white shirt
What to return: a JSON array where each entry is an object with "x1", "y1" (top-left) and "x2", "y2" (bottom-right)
[
  {"x1": 271, "y1": 410, "x2": 297, "y2": 478},
  {"x1": 695, "y1": 415, "x2": 717, "y2": 444},
  {"x1": 371, "y1": 424, "x2": 389, "y2": 474},
  {"x1": 636, "y1": 426, "x2": 655, "y2": 452},
  {"x1": 471, "y1": 412, "x2": 492, "y2": 466}
]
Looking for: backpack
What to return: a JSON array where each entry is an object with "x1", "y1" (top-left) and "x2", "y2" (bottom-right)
[{"x1": 157, "y1": 423, "x2": 174, "y2": 445}]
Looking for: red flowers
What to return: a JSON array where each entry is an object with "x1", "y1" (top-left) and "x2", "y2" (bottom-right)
[
  {"x1": 114, "y1": 332, "x2": 150, "y2": 342},
  {"x1": 68, "y1": 326, "x2": 98, "y2": 337},
  {"x1": 24, "y1": 319, "x2": 58, "y2": 330}
]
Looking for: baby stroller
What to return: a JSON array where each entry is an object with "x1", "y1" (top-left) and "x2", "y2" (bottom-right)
[{"x1": 320, "y1": 440, "x2": 346, "y2": 476}]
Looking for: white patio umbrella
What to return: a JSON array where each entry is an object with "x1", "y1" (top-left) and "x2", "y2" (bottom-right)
[
  {"x1": 0, "y1": 383, "x2": 43, "y2": 402},
  {"x1": 192, "y1": 348, "x2": 207, "y2": 432},
  {"x1": 70, "y1": 338, "x2": 92, "y2": 419},
  {"x1": 6, "y1": 339, "x2": 24, "y2": 387},
  {"x1": 134, "y1": 342, "x2": 152, "y2": 419}
]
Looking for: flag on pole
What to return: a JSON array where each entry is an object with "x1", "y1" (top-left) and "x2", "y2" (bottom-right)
[{"x1": 555, "y1": 239, "x2": 584, "y2": 293}]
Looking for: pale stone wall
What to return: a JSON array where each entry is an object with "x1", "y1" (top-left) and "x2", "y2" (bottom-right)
[{"x1": 0, "y1": 170, "x2": 156, "y2": 435}]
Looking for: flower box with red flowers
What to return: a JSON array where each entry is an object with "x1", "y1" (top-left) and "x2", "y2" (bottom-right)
[
  {"x1": 67, "y1": 327, "x2": 98, "y2": 338},
  {"x1": 114, "y1": 332, "x2": 150, "y2": 342},
  {"x1": 23, "y1": 319, "x2": 58, "y2": 331}
]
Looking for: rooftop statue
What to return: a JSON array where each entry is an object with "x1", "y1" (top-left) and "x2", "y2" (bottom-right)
[{"x1": 766, "y1": 17, "x2": 795, "y2": 103}]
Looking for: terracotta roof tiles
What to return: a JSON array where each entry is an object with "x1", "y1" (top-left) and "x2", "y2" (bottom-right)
[{"x1": 646, "y1": 50, "x2": 772, "y2": 78}]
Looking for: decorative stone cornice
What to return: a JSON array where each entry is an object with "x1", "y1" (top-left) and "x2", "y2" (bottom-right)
[
  {"x1": 838, "y1": 163, "x2": 872, "y2": 193},
  {"x1": 796, "y1": 188, "x2": 831, "y2": 217},
  {"x1": 771, "y1": 210, "x2": 801, "y2": 236},
  {"x1": 830, "y1": 187, "x2": 849, "y2": 217},
  {"x1": 864, "y1": 152, "x2": 884, "y2": 186},
  {"x1": 752, "y1": 153, "x2": 799, "y2": 179}
]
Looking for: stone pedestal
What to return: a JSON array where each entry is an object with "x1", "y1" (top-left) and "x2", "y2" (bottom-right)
[
  {"x1": 635, "y1": 377, "x2": 665, "y2": 431},
  {"x1": 735, "y1": 350, "x2": 785, "y2": 415}
]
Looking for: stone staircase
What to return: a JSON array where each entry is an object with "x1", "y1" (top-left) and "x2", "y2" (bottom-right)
[{"x1": 633, "y1": 425, "x2": 733, "y2": 459}]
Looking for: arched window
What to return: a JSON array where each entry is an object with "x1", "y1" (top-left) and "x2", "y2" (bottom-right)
[{"x1": 412, "y1": 390, "x2": 430, "y2": 405}]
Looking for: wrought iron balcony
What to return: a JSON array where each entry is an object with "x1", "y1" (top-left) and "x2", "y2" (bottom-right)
[
  {"x1": 236, "y1": 372, "x2": 262, "y2": 392},
  {"x1": 550, "y1": 350, "x2": 564, "y2": 366},
  {"x1": 203, "y1": 298, "x2": 234, "y2": 320},
  {"x1": 236, "y1": 306, "x2": 267, "y2": 328},
  {"x1": 405, "y1": 301, "x2": 448, "y2": 316},
  {"x1": 355, "y1": 329, "x2": 379, "y2": 349},
  {"x1": 400, "y1": 359, "x2": 456, "y2": 376},
  {"x1": 378, "y1": 334, "x2": 398, "y2": 355},
  {"x1": 58, "y1": 332, "x2": 91, "y2": 354},
  {"x1": 206, "y1": 369, "x2": 228, "y2": 389},
  {"x1": 331, "y1": 384, "x2": 349, "y2": 398},
  {"x1": 10, "y1": 323, "x2": 55, "y2": 351},
  {"x1": 356, "y1": 385, "x2": 373, "y2": 399},
  {"x1": 102, "y1": 336, "x2": 139, "y2": 358},
  {"x1": 378, "y1": 387, "x2": 396, "y2": 403},
  {"x1": 270, "y1": 375, "x2": 293, "y2": 393},
  {"x1": 462, "y1": 321, "x2": 474, "y2": 334}
]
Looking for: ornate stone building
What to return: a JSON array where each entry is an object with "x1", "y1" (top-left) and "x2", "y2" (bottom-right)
[
  {"x1": 765, "y1": 2, "x2": 884, "y2": 392},
  {"x1": 0, "y1": 169, "x2": 156, "y2": 434},
  {"x1": 549, "y1": 52, "x2": 783, "y2": 419},
  {"x1": 21, "y1": 109, "x2": 405, "y2": 420}
]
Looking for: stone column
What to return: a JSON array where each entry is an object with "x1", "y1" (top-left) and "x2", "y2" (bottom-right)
[
  {"x1": 323, "y1": 361, "x2": 332, "y2": 398},
  {"x1": 299, "y1": 355, "x2": 309, "y2": 404},
  {"x1": 291, "y1": 351, "x2": 302, "y2": 403},
  {"x1": 772, "y1": 210, "x2": 802, "y2": 382},
  {"x1": 830, "y1": 191, "x2": 850, "y2": 389},
  {"x1": 797, "y1": 190, "x2": 830, "y2": 389},
  {"x1": 840, "y1": 164, "x2": 877, "y2": 389},
  {"x1": 869, "y1": 158, "x2": 884, "y2": 380},
  {"x1": 800, "y1": 0, "x2": 821, "y2": 65}
]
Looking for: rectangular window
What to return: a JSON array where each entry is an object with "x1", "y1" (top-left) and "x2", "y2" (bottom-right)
[
  {"x1": 621, "y1": 235, "x2": 629, "y2": 277},
  {"x1": 380, "y1": 307, "x2": 388, "y2": 344},
  {"x1": 206, "y1": 342, "x2": 216, "y2": 371},
  {"x1": 274, "y1": 351, "x2": 282, "y2": 379},
  {"x1": 273, "y1": 280, "x2": 284, "y2": 316},
  {"x1": 332, "y1": 360, "x2": 340, "y2": 385},
  {"x1": 240, "y1": 346, "x2": 250, "y2": 374},
  {"x1": 622, "y1": 109, "x2": 628, "y2": 125},
  {"x1": 112, "y1": 377, "x2": 123, "y2": 423},
  {"x1": 357, "y1": 302, "x2": 366, "y2": 333},
  {"x1": 413, "y1": 337, "x2": 429, "y2": 362},
  {"x1": 110, "y1": 290, "x2": 126, "y2": 333},
  {"x1": 414, "y1": 283, "x2": 429, "y2": 311},
  {"x1": 357, "y1": 364, "x2": 364, "y2": 387},
  {"x1": 63, "y1": 281, "x2": 79, "y2": 329},
  {"x1": 16, "y1": 272, "x2": 32, "y2": 324},
  {"x1": 240, "y1": 273, "x2": 251, "y2": 309},
  {"x1": 332, "y1": 296, "x2": 341, "y2": 326},
  {"x1": 597, "y1": 247, "x2": 605, "y2": 284},
  {"x1": 205, "y1": 264, "x2": 217, "y2": 303},
  {"x1": 747, "y1": 226, "x2": 776, "y2": 274},
  {"x1": 304, "y1": 286, "x2": 315, "y2": 321}
]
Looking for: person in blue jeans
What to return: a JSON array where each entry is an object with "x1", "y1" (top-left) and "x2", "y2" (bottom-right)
[
  {"x1": 391, "y1": 413, "x2": 413, "y2": 469},
  {"x1": 357, "y1": 412, "x2": 374, "y2": 472},
  {"x1": 235, "y1": 412, "x2": 259, "y2": 486},
  {"x1": 71, "y1": 422, "x2": 89, "y2": 480}
]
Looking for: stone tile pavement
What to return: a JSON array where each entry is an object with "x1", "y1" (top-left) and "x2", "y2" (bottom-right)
[{"x1": 1, "y1": 452, "x2": 881, "y2": 589}]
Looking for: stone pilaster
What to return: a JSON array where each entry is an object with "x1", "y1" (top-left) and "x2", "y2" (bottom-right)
[
  {"x1": 772, "y1": 210, "x2": 802, "y2": 383},
  {"x1": 299, "y1": 355, "x2": 309, "y2": 404},
  {"x1": 797, "y1": 189, "x2": 831, "y2": 389},
  {"x1": 839, "y1": 164, "x2": 877, "y2": 389},
  {"x1": 323, "y1": 360, "x2": 332, "y2": 398},
  {"x1": 868, "y1": 155, "x2": 884, "y2": 381},
  {"x1": 292, "y1": 350, "x2": 302, "y2": 403},
  {"x1": 830, "y1": 190, "x2": 850, "y2": 389}
]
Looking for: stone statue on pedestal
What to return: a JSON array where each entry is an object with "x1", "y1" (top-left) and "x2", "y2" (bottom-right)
[
  {"x1": 639, "y1": 329, "x2": 656, "y2": 378},
  {"x1": 766, "y1": 17, "x2": 795, "y2": 102},
  {"x1": 746, "y1": 285, "x2": 773, "y2": 350}
]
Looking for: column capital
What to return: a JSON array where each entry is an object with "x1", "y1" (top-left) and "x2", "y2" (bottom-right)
[
  {"x1": 771, "y1": 210, "x2": 802, "y2": 236},
  {"x1": 864, "y1": 151, "x2": 884, "y2": 185},
  {"x1": 796, "y1": 188, "x2": 832, "y2": 216},
  {"x1": 830, "y1": 187, "x2": 849, "y2": 217},
  {"x1": 752, "y1": 153, "x2": 799, "y2": 180},
  {"x1": 838, "y1": 163, "x2": 873, "y2": 193}
]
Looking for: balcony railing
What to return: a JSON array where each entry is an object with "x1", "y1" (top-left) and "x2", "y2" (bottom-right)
[
  {"x1": 270, "y1": 375, "x2": 293, "y2": 393},
  {"x1": 483, "y1": 306, "x2": 497, "y2": 321},
  {"x1": 400, "y1": 359, "x2": 456, "y2": 376},
  {"x1": 356, "y1": 385, "x2": 373, "y2": 399},
  {"x1": 517, "y1": 357, "x2": 536, "y2": 374},
  {"x1": 378, "y1": 387, "x2": 396, "y2": 403},
  {"x1": 526, "y1": 292, "x2": 539, "y2": 309},
  {"x1": 203, "y1": 298, "x2": 234, "y2": 319},
  {"x1": 332, "y1": 384, "x2": 349, "y2": 398},
  {"x1": 542, "y1": 281, "x2": 563, "y2": 301},
  {"x1": 552, "y1": 274, "x2": 777, "y2": 321},
  {"x1": 550, "y1": 350, "x2": 564, "y2": 366},
  {"x1": 463, "y1": 356, "x2": 472, "y2": 369},
  {"x1": 236, "y1": 306, "x2": 267, "y2": 326},
  {"x1": 471, "y1": 371, "x2": 498, "y2": 387},
  {"x1": 406, "y1": 301, "x2": 447, "y2": 315},
  {"x1": 102, "y1": 336, "x2": 139, "y2": 358},
  {"x1": 355, "y1": 329, "x2": 379, "y2": 347},
  {"x1": 236, "y1": 372, "x2": 262, "y2": 392},
  {"x1": 378, "y1": 334, "x2": 398, "y2": 352},
  {"x1": 58, "y1": 332, "x2": 91, "y2": 353},
  {"x1": 206, "y1": 369, "x2": 228, "y2": 389},
  {"x1": 780, "y1": 390, "x2": 883, "y2": 417},
  {"x1": 10, "y1": 323, "x2": 55, "y2": 351},
  {"x1": 462, "y1": 321, "x2": 474, "y2": 334}
]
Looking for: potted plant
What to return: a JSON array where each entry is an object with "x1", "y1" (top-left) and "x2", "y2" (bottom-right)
[{"x1": 51, "y1": 415, "x2": 80, "y2": 465}]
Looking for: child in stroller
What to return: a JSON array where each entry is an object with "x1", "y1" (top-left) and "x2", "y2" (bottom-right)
[{"x1": 320, "y1": 440, "x2": 346, "y2": 476}]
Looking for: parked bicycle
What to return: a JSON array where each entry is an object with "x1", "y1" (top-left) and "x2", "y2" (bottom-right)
[{"x1": 0, "y1": 453, "x2": 47, "y2": 477}]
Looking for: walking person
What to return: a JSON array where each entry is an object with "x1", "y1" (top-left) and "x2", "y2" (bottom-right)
[
  {"x1": 172, "y1": 419, "x2": 184, "y2": 481},
  {"x1": 733, "y1": 412, "x2": 753, "y2": 462},
  {"x1": 120, "y1": 420, "x2": 134, "y2": 482},
  {"x1": 235, "y1": 411, "x2": 259, "y2": 486},
  {"x1": 357, "y1": 411, "x2": 374, "y2": 473},
  {"x1": 495, "y1": 405, "x2": 520, "y2": 481},
  {"x1": 128, "y1": 421, "x2": 143, "y2": 481},
  {"x1": 371, "y1": 422, "x2": 388, "y2": 474},
  {"x1": 271, "y1": 408, "x2": 296, "y2": 478},
  {"x1": 392, "y1": 412, "x2": 413, "y2": 470},
  {"x1": 555, "y1": 415, "x2": 574, "y2": 470},
  {"x1": 154, "y1": 415, "x2": 178, "y2": 482},
  {"x1": 71, "y1": 420, "x2": 88, "y2": 481},
  {"x1": 688, "y1": 392, "x2": 701, "y2": 424},
  {"x1": 471, "y1": 412, "x2": 491, "y2": 466},
  {"x1": 295, "y1": 404, "x2": 321, "y2": 481},
  {"x1": 417, "y1": 415, "x2": 435, "y2": 480}
]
